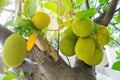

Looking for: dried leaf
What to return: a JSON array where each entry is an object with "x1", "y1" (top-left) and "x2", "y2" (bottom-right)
[
  {"x1": 49, "y1": 46, "x2": 58, "y2": 61},
  {"x1": 27, "y1": 34, "x2": 37, "y2": 51}
]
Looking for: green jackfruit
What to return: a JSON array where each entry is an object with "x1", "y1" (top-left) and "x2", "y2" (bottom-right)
[
  {"x1": 94, "y1": 25, "x2": 110, "y2": 45},
  {"x1": 2, "y1": 34, "x2": 27, "y2": 67},
  {"x1": 75, "y1": 36, "x2": 95, "y2": 61},
  {"x1": 60, "y1": 34, "x2": 78, "y2": 56},
  {"x1": 72, "y1": 18, "x2": 94, "y2": 37},
  {"x1": 84, "y1": 41, "x2": 103, "y2": 66}
]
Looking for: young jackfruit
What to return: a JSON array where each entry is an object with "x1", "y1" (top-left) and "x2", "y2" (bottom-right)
[
  {"x1": 84, "y1": 41, "x2": 103, "y2": 66},
  {"x1": 2, "y1": 34, "x2": 27, "y2": 67},
  {"x1": 75, "y1": 36, "x2": 95, "y2": 61},
  {"x1": 72, "y1": 18, "x2": 94, "y2": 37},
  {"x1": 60, "y1": 34, "x2": 78, "y2": 56},
  {"x1": 94, "y1": 25, "x2": 110, "y2": 45},
  {"x1": 32, "y1": 11, "x2": 50, "y2": 29}
]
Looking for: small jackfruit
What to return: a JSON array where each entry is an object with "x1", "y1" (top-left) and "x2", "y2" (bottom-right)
[
  {"x1": 32, "y1": 11, "x2": 50, "y2": 29},
  {"x1": 84, "y1": 41, "x2": 103, "y2": 66},
  {"x1": 60, "y1": 34, "x2": 78, "y2": 56},
  {"x1": 75, "y1": 36, "x2": 95, "y2": 61},
  {"x1": 72, "y1": 18, "x2": 94, "y2": 37},
  {"x1": 2, "y1": 34, "x2": 27, "y2": 67},
  {"x1": 94, "y1": 25, "x2": 110, "y2": 45}
]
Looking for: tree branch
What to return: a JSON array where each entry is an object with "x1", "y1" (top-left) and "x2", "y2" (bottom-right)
[
  {"x1": 85, "y1": 0, "x2": 90, "y2": 9},
  {"x1": 100, "y1": 0, "x2": 119, "y2": 26},
  {"x1": 115, "y1": 7, "x2": 120, "y2": 13}
]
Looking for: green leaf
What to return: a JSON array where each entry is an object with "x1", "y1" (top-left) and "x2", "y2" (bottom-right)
[
  {"x1": 98, "y1": 0, "x2": 108, "y2": 4},
  {"x1": 3, "y1": 67, "x2": 9, "y2": 73},
  {"x1": 102, "y1": 3, "x2": 110, "y2": 12},
  {"x1": 75, "y1": 8, "x2": 97, "y2": 19},
  {"x1": 0, "y1": 0, "x2": 11, "y2": 12},
  {"x1": 75, "y1": 0, "x2": 85, "y2": 4},
  {"x1": 60, "y1": 0, "x2": 72, "y2": 15},
  {"x1": 115, "y1": 50, "x2": 120, "y2": 56},
  {"x1": 23, "y1": 0, "x2": 29, "y2": 17},
  {"x1": 19, "y1": 71, "x2": 25, "y2": 78},
  {"x1": 115, "y1": 15, "x2": 120, "y2": 23},
  {"x1": 116, "y1": 56, "x2": 120, "y2": 60},
  {"x1": 29, "y1": 0, "x2": 36, "y2": 17},
  {"x1": 62, "y1": 0, "x2": 72, "y2": 11},
  {"x1": 3, "y1": 19, "x2": 14, "y2": 27},
  {"x1": 3, "y1": 74, "x2": 16, "y2": 80},
  {"x1": 112, "y1": 61, "x2": 120, "y2": 71},
  {"x1": 44, "y1": 2, "x2": 58, "y2": 14},
  {"x1": 57, "y1": 16, "x2": 63, "y2": 24},
  {"x1": 15, "y1": 16, "x2": 31, "y2": 27}
]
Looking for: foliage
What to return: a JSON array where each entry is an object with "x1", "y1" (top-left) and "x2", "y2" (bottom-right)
[{"x1": 3, "y1": 67, "x2": 25, "y2": 80}]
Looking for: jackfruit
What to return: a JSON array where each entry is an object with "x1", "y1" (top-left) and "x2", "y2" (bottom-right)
[
  {"x1": 60, "y1": 34, "x2": 78, "y2": 56},
  {"x1": 94, "y1": 25, "x2": 110, "y2": 45},
  {"x1": 75, "y1": 36, "x2": 95, "y2": 61},
  {"x1": 32, "y1": 11, "x2": 50, "y2": 29},
  {"x1": 72, "y1": 18, "x2": 94, "y2": 37},
  {"x1": 84, "y1": 41, "x2": 103, "y2": 66},
  {"x1": 2, "y1": 34, "x2": 27, "y2": 67}
]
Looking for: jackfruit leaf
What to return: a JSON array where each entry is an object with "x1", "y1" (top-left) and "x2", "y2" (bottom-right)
[
  {"x1": 115, "y1": 50, "x2": 120, "y2": 56},
  {"x1": 115, "y1": 15, "x2": 120, "y2": 23},
  {"x1": 57, "y1": 16, "x2": 63, "y2": 24},
  {"x1": 102, "y1": 3, "x2": 110, "y2": 12},
  {"x1": 23, "y1": 0, "x2": 29, "y2": 17},
  {"x1": 112, "y1": 61, "x2": 120, "y2": 71},
  {"x1": 3, "y1": 67, "x2": 9, "y2": 73},
  {"x1": 44, "y1": 2, "x2": 58, "y2": 14},
  {"x1": 74, "y1": 8, "x2": 97, "y2": 19},
  {"x1": 60, "y1": 0, "x2": 72, "y2": 16},
  {"x1": 75, "y1": 0, "x2": 85, "y2": 4},
  {"x1": 15, "y1": 16, "x2": 31, "y2": 27},
  {"x1": 23, "y1": 0, "x2": 36, "y2": 17},
  {"x1": 62, "y1": 0, "x2": 72, "y2": 10},
  {"x1": 64, "y1": 20, "x2": 73, "y2": 27},
  {"x1": 0, "y1": 0, "x2": 11, "y2": 12},
  {"x1": 3, "y1": 74, "x2": 16, "y2": 80},
  {"x1": 19, "y1": 71, "x2": 25, "y2": 78},
  {"x1": 30, "y1": 23, "x2": 42, "y2": 34},
  {"x1": 3, "y1": 19, "x2": 14, "y2": 27},
  {"x1": 116, "y1": 56, "x2": 120, "y2": 61},
  {"x1": 61, "y1": 26, "x2": 74, "y2": 38},
  {"x1": 27, "y1": 33, "x2": 37, "y2": 51},
  {"x1": 98, "y1": 0, "x2": 108, "y2": 4}
]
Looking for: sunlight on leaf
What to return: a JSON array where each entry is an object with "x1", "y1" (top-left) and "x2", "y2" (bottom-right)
[
  {"x1": 27, "y1": 33, "x2": 37, "y2": 51},
  {"x1": 115, "y1": 15, "x2": 120, "y2": 23},
  {"x1": 19, "y1": 71, "x2": 25, "y2": 78},
  {"x1": 3, "y1": 67, "x2": 9, "y2": 73},
  {"x1": 74, "y1": 8, "x2": 97, "y2": 19},
  {"x1": 3, "y1": 74, "x2": 16, "y2": 80},
  {"x1": 75, "y1": 0, "x2": 85, "y2": 4},
  {"x1": 98, "y1": 0, "x2": 108, "y2": 4},
  {"x1": 44, "y1": 2, "x2": 58, "y2": 14}
]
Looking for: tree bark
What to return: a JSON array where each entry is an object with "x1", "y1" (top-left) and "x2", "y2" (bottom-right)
[{"x1": 0, "y1": 26, "x2": 96, "y2": 80}]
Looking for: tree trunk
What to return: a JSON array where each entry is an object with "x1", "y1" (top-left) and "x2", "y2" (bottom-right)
[{"x1": 0, "y1": 26, "x2": 96, "y2": 80}]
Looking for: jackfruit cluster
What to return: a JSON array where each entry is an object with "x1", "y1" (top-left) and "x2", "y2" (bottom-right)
[
  {"x1": 2, "y1": 34, "x2": 27, "y2": 67},
  {"x1": 60, "y1": 18, "x2": 110, "y2": 66}
]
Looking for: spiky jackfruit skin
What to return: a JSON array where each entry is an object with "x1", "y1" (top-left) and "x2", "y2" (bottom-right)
[
  {"x1": 2, "y1": 34, "x2": 27, "y2": 67},
  {"x1": 75, "y1": 36, "x2": 95, "y2": 61},
  {"x1": 32, "y1": 11, "x2": 50, "y2": 29},
  {"x1": 60, "y1": 34, "x2": 78, "y2": 56},
  {"x1": 72, "y1": 18, "x2": 94, "y2": 37},
  {"x1": 94, "y1": 25, "x2": 110, "y2": 45},
  {"x1": 84, "y1": 41, "x2": 103, "y2": 66}
]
